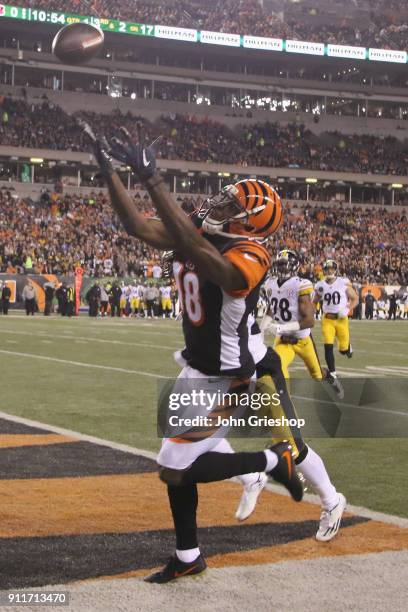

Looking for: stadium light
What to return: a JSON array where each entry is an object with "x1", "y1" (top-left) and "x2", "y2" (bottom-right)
[
  {"x1": 30, "y1": 157, "x2": 43, "y2": 163},
  {"x1": 391, "y1": 183, "x2": 403, "y2": 189},
  {"x1": 306, "y1": 178, "x2": 318, "y2": 184}
]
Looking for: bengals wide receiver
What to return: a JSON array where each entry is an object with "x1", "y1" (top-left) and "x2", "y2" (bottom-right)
[{"x1": 81, "y1": 120, "x2": 343, "y2": 583}]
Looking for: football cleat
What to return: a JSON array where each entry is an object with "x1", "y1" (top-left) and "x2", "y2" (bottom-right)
[
  {"x1": 267, "y1": 441, "x2": 304, "y2": 502},
  {"x1": 327, "y1": 372, "x2": 344, "y2": 400},
  {"x1": 346, "y1": 344, "x2": 353, "y2": 359},
  {"x1": 316, "y1": 493, "x2": 347, "y2": 542},
  {"x1": 144, "y1": 554, "x2": 207, "y2": 584},
  {"x1": 235, "y1": 472, "x2": 268, "y2": 521}
]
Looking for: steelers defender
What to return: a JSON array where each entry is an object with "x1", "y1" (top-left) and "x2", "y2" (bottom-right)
[
  {"x1": 314, "y1": 260, "x2": 358, "y2": 397},
  {"x1": 261, "y1": 249, "x2": 324, "y2": 381}
]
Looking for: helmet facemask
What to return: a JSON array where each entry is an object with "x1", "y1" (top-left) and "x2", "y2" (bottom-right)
[
  {"x1": 323, "y1": 260, "x2": 338, "y2": 280},
  {"x1": 275, "y1": 250, "x2": 300, "y2": 282},
  {"x1": 199, "y1": 184, "x2": 267, "y2": 241}
]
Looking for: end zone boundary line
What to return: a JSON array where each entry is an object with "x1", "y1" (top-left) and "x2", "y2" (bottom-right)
[{"x1": 0, "y1": 410, "x2": 406, "y2": 529}]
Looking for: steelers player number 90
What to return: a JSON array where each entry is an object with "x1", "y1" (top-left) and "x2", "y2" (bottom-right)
[
  {"x1": 323, "y1": 291, "x2": 340, "y2": 306},
  {"x1": 174, "y1": 267, "x2": 204, "y2": 326},
  {"x1": 269, "y1": 297, "x2": 292, "y2": 322}
]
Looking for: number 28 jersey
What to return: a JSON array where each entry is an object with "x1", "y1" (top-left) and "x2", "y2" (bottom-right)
[
  {"x1": 314, "y1": 277, "x2": 350, "y2": 314},
  {"x1": 173, "y1": 217, "x2": 271, "y2": 377},
  {"x1": 264, "y1": 276, "x2": 313, "y2": 339}
]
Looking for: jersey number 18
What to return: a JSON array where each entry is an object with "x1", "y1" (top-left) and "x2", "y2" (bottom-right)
[{"x1": 174, "y1": 265, "x2": 204, "y2": 326}]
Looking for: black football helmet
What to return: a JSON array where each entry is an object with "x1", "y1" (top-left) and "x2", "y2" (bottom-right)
[
  {"x1": 275, "y1": 249, "x2": 300, "y2": 281},
  {"x1": 323, "y1": 259, "x2": 338, "y2": 279}
]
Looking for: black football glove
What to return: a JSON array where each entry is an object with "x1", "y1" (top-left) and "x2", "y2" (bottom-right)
[
  {"x1": 78, "y1": 119, "x2": 114, "y2": 178},
  {"x1": 109, "y1": 122, "x2": 161, "y2": 182}
]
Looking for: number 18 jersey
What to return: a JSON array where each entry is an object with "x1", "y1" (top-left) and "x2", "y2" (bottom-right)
[
  {"x1": 173, "y1": 216, "x2": 271, "y2": 377},
  {"x1": 264, "y1": 276, "x2": 313, "y2": 339}
]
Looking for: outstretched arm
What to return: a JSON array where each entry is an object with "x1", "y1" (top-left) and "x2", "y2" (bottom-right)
[
  {"x1": 109, "y1": 125, "x2": 247, "y2": 293},
  {"x1": 80, "y1": 120, "x2": 174, "y2": 250},
  {"x1": 106, "y1": 172, "x2": 174, "y2": 249}
]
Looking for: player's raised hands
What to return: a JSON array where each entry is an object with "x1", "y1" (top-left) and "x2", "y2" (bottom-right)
[
  {"x1": 109, "y1": 122, "x2": 161, "y2": 182},
  {"x1": 78, "y1": 118, "x2": 115, "y2": 178}
]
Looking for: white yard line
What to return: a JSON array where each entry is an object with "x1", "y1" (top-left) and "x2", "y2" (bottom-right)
[
  {"x1": 0, "y1": 409, "x2": 406, "y2": 528},
  {"x1": 0, "y1": 349, "x2": 170, "y2": 379},
  {"x1": 292, "y1": 394, "x2": 408, "y2": 418},
  {"x1": 366, "y1": 366, "x2": 408, "y2": 375},
  {"x1": 0, "y1": 328, "x2": 180, "y2": 351},
  {"x1": 1, "y1": 344, "x2": 404, "y2": 411}
]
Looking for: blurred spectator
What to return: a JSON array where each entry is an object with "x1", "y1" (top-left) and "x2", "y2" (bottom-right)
[
  {"x1": 21, "y1": 279, "x2": 36, "y2": 315},
  {"x1": 43, "y1": 280, "x2": 55, "y2": 315},
  {"x1": 0, "y1": 189, "x2": 406, "y2": 285},
  {"x1": 1, "y1": 281, "x2": 12, "y2": 315},
  {"x1": 1, "y1": 99, "x2": 408, "y2": 175}
]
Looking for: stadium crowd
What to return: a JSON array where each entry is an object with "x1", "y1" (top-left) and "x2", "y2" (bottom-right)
[
  {"x1": 1, "y1": 187, "x2": 407, "y2": 286},
  {"x1": 0, "y1": 187, "x2": 160, "y2": 277},
  {"x1": 11, "y1": 0, "x2": 408, "y2": 50},
  {"x1": 2, "y1": 98, "x2": 408, "y2": 176}
]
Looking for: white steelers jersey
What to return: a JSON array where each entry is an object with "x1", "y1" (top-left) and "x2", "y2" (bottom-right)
[
  {"x1": 315, "y1": 277, "x2": 350, "y2": 314},
  {"x1": 160, "y1": 286, "x2": 172, "y2": 299},
  {"x1": 264, "y1": 276, "x2": 314, "y2": 339}
]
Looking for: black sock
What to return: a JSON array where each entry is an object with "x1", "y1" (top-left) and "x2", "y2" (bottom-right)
[
  {"x1": 340, "y1": 344, "x2": 352, "y2": 356},
  {"x1": 324, "y1": 344, "x2": 336, "y2": 372},
  {"x1": 182, "y1": 451, "x2": 267, "y2": 486},
  {"x1": 167, "y1": 484, "x2": 198, "y2": 550}
]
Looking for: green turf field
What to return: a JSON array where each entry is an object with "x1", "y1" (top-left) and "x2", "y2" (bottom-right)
[{"x1": 0, "y1": 313, "x2": 407, "y2": 516}]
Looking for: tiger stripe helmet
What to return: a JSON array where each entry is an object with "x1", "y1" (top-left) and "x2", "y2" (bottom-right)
[{"x1": 200, "y1": 178, "x2": 283, "y2": 242}]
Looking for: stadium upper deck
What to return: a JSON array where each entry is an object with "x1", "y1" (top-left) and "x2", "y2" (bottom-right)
[
  {"x1": 7, "y1": 0, "x2": 408, "y2": 51},
  {"x1": 2, "y1": 1, "x2": 408, "y2": 204}
]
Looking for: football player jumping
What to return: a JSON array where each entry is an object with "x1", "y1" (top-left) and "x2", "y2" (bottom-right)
[
  {"x1": 158, "y1": 251, "x2": 347, "y2": 539},
  {"x1": 82, "y1": 121, "x2": 304, "y2": 583},
  {"x1": 314, "y1": 260, "x2": 359, "y2": 398}
]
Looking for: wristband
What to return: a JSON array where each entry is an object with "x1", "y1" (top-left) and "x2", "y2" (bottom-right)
[{"x1": 144, "y1": 173, "x2": 165, "y2": 189}]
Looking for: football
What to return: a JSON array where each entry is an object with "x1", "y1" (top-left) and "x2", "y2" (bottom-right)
[{"x1": 52, "y1": 22, "x2": 104, "y2": 65}]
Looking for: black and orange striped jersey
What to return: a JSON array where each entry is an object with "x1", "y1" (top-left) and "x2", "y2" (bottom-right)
[{"x1": 173, "y1": 215, "x2": 271, "y2": 377}]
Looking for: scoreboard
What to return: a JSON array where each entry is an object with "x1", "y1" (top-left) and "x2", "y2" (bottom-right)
[
  {"x1": 1, "y1": 3, "x2": 407, "y2": 63},
  {"x1": 0, "y1": 4, "x2": 154, "y2": 37}
]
